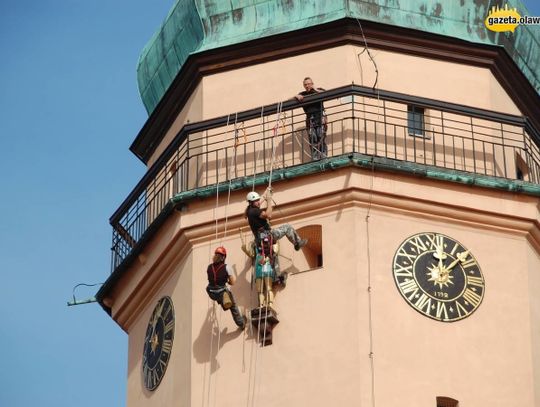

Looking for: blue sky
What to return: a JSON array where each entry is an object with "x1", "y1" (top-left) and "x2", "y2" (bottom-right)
[
  {"x1": 0, "y1": 1, "x2": 171, "y2": 406},
  {"x1": 0, "y1": 1, "x2": 539, "y2": 406}
]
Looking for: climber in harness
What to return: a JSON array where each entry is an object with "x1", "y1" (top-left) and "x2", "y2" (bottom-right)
[
  {"x1": 205, "y1": 246, "x2": 246, "y2": 330},
  {"x1": 245, "y1": 187, "x2": 307, "y2": 252},
  {"x1": 294, "y1": 77, "x2": 328, "y2": 160}
]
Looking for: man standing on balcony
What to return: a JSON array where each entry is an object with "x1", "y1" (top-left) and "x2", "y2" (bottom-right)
[
  {"x1": 294, "y1": 77, "x2": 328, "y2": 160},
  {"x1": 245, "y1": 188, "x2": 307, "y2": 251}
]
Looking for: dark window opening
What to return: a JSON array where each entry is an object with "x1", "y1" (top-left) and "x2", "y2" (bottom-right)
[
  {"x1": 408, "y1": 105, "x2": 425, "y2": 137},
  {"x1": 516, "y1": 153, "x2": 528, "y2": 181},
  {"x1": 437, "y1": 396, "x2": 459, "y2": 407}
]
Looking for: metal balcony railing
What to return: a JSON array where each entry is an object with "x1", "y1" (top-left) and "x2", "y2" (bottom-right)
[{"x1": 109, "y1": 85, "x2": 540, "y2": 272}]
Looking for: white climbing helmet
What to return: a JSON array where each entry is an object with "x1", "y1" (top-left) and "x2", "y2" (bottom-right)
[{"x1": 246, "y1": 191, "x2": 261, "y2": 202}]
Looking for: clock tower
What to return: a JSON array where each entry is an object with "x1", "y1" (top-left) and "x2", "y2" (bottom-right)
[{"x1": 97, "y1": 1, "x2": 540, "y2": 406}]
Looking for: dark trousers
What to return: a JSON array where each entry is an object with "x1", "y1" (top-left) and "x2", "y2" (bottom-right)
[
  {"x1": 206, "y1": 285, "x2": 244, "y2": 327},
  {"x1": 307, "y1": 113, "x2": 327, "y2": 160}
]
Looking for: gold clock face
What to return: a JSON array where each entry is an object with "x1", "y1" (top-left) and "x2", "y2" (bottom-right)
[
  {"x1": 142, "y1": 296, "x2": 175, "y2": 391},
  {"x1": 392, "y1": 232, "x2": 485, "y2": 322}
]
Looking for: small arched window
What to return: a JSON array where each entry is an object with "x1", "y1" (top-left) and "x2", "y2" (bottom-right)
[
  {"x1": 436, "y1": 396, "x2": 459, "y2": 407},
  {"x1": 296, "y1": 225, "x2": 323, "y2": 269}
]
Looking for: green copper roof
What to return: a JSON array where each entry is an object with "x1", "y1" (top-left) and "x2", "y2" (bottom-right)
[{"x1": 137, "y1": 0, "x2": 540, "y2": 114}]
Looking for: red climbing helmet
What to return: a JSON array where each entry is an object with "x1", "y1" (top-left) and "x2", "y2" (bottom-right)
[{"x1": 214, "y1": 246, "x2": 227, "y2": 257}]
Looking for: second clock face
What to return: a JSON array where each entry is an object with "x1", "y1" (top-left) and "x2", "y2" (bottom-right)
[
  {"x1": 392, "y1": 232, "x2": 485, "y2": 322},
  {"x1": 142, "y1": 296, "x2": 175, "y2": 391}
]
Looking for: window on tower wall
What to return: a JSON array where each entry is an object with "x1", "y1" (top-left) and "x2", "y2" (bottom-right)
[
  {"x1": 515, "y1": 152, "x2": 529, "y2": 181},
  {"x1": 280, "y1": 225, "x2": 322, "y2": 274},
  {"x1": 436, "y1": 396, "x2": 459, "y2": 407},
  {"x1": 407, "y1": 105, "x2": 426, "y2": 137}
]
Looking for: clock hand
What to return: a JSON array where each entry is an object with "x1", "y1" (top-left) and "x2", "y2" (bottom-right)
[
  {"x1": 438, "y1": 257, "x2": 444, "y2": 275},
  {"x1": 433, "y1": 240, "x2": 447, "y2": 261},
  {"x1": 445, "y1": 250, "x2": 470, "y2": 271}
]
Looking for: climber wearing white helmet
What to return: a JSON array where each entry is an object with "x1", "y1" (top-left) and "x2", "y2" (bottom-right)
[{"x1": 244, "y1": 187, "x2": 307, "y2": 251}]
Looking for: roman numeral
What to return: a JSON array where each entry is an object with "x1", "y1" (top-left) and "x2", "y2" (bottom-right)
[
  {"x1": 461, "y1": 257, "x2": 477, "y2": 269},
  {"x1": 161, "y1": 338, "x2": 173, "y2": 354},
  {"x1": 415, "y1": 293, "x2": 432, "y2": 314},
  {"x1": 455, "y1": 301, "x2": 469, "y2": 318},
  {"x1": 399, "y1": 278, "x2": 419, "y2": 299},
  {"x1": 397, "y1": 247, "x2": 417, "y2": 263},
  {"x1": 156, "y1": 300, "x2": 165, "y2": 318},
  {"x1": 450, "y1": 242, "x2": 460, "y2": 256},
  {"x1": 409, "y1": 236, "x2": 428, "y2": 253},
  {"x1": 163, "y1": 302, "x2": 171, "y2": 316},
  {"x1": 462, "y1": 288, "x2": 482, "y2": 307},
  {"x1": 436, "y1": 301, "x2": 448, "y2": 320},
  {"x1": 164, "y1": 319, "x2": 174, "y2": 334},
  {"x1": 145, "y1": 368, "x2": 153, "y2": 389},
  {"x1": 143, "y1": 365, "x2": 148, "y2": 379},
  {"x1": 426, "y1": 233, "x2": 443, "y2": 250},
  {"x1": 394, "y1": 262, "x2": 413, "y2": 277},
  {"x1": 467, "y1": 276, "x2": 484, "y2": 287}
]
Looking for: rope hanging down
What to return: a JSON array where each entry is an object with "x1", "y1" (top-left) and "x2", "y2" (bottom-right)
[
  {"x1": 222, "y1": 112, "x2": 240, "y2": 242},
  {"x1": 357, "y1": 17, "x2": 379, "y2": 407},
  {"x1": 251, "y1": 106, "x2": 265, "y2": 192},
  {"x1": 213, "y1": 114, "x2": 231, "y2": 241},
  {"x1": 205, "y1": 301, "x2": 223, "y2": 407},
  {"x1": 268, "y1": 101, "x2": 284, "y2": 189}
]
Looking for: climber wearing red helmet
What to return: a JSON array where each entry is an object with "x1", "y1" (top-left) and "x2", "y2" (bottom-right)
[{"x1": 205, "y1": 246, "x2": 245, "y2": 329}]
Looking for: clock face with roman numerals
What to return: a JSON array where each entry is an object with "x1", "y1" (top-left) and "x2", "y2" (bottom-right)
[
  {"x1": 392, "y1": 232, "x2": 485, "y2": 322},
  {"x1": 142, "y1": 296, "x2": 175, "y2": 390}
]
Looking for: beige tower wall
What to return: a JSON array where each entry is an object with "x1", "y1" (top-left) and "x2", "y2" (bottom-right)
[
  {"x1": 527, "y1": 242, "x2": 540, "y2": 407},
  {"x1": 114, "y1": 166, "x2": 540, "y2": 407},
  {"x1": 111, "y1": 40, "x2": 540, "y2": 407},
  {"x1": 146, "y1": 45, "x2": 521, "y2": 166},
  {"x1": 111, "y1": 219, "x2": 196, "y2": 407}
]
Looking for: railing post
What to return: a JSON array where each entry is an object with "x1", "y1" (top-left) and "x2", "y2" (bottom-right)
[
  {"x1": 186, "y1": 136, "x2": 190, "y2": 190},
  {"x1": 352, "y1": 93, "x2": 356, "y2": 153},
  {"x1": 501, "y1": 122, "x2": 508, "y2": 179},
  {"x1": 470, "y1": 116, "x2": 477, "y2": 174},
  {"x1": 108, "y1": 86, "x2": 540, "y2": 275}
]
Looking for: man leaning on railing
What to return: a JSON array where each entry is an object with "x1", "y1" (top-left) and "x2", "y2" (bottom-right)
[{"x1": 293, "y1": 77, "x2": 328, "y2": 160}]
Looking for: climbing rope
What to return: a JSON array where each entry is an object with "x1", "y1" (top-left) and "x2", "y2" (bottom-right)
[
  {"x1": 268, "y1": 101, "x2": 284, "y2": 189},
  {"x1": 213, "y1": 114, "x2": 231, "y2": 241},
  {"x1": 222, "y1": 112, "x2": 239, "y2": 242},
  {"x1": 356, "y1": 17, "x2": 380, "y2": 407},
  {"x1": 239, "y1": 227, "x2": 259, "y2": 407},
  {"x1": 251, "y1": 106, "x2": 265, "y2": 192},
  {"x1": 212, "y1": 306, "x2": 223, "y2": 407},
  {"x1": 205, "y1": 301, "x2": 217, "y2": 407},
  {"x1": 207, "y1": 112, "x2": 238, "y2": 407}
]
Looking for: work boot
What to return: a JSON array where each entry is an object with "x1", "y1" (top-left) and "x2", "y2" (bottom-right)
[
  {"x1": 294, "y1": 238, "x2": 308, "y2": 251},
  {"x1": 278, "y1": 273, "x2": 288, "y2": 287},
  {"x1": 238, "y1": 316, "x2": 247, "y2": 330}
]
